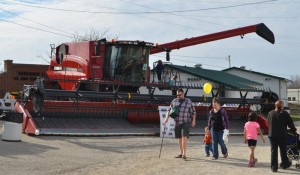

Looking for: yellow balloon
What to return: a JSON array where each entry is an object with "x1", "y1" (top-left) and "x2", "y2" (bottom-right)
[
  {"x1": 128, "y1": 93, "x2": 131, "y2": 99},
  {"x1": 203, "y1": 83, "x2": 212, "y2": 94}
]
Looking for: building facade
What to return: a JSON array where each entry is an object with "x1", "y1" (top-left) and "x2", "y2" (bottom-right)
[
  {"x1": 141, "y1": 64, "x2": 262, "y2": 99},
  {"x1": 223, "y1": 67, "x2": 290, "y2": 104},
  {"x1": 0, "y1": 60, "x2": 48, "y2": 97},
  {"x1": 288, "y1": 89, "x2": 300, "y2": 102},
  {"x1": 141, "y1": 64, "x2": 289, "y2": 107}
]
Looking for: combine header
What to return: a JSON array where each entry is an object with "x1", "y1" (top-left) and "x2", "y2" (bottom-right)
[{"x1": 15, "y1": 23, "x2": 276, "y2": 135}]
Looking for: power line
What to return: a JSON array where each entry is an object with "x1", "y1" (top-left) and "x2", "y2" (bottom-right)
[
  {"x1": 171, "y1": 57, "x2": 228, "y2": 69},
  {"x1": 171, "y1": 54, "x2": 227, "y2": 60},
  {"x1": 2, "y1": 0, "x2": 278, "y2": 14},
  {"x1": 85, "y1": 1, "x2": 212, "y2": 32},
  {"x1": 1, "y1": 0, "x2": 281, "y2": 34},
  {"x1": 118, "y1": 0, "x2": 228, "y2": 27},
  {"x1": 158, "y1": 54, "x2": 298, "y2": 77},
  {"x1": 178, "y1": 0, "x2": 299, "y2": 4},
  {"x1": 83, "y1": 0, "x2": 300, "y2": 41},
  {"x1": 0, "y1": 18, "x2": 73, "y2": 38},
  {"x1": 186, "y1": 15, "x2": 300, "y2": 19},
  {"x1": 157, "y1": 53, "x2": 227, "y2": 60},
  {"x1": 83, "y1": 0, "x2": 129, "y2": 11},
  {"x1": 0, "y1": 7, "x2": 74, "y2": 36},
  {"x1": 151, "y1": 55, "x2": 228, "y2": 69}
]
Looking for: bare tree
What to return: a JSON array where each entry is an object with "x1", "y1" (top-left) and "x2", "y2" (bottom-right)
[
  {"x1": 37, "y1": 28, "x2": 118, "y2": 63},
  {"x1": 288, "y1": 75, "x2": 300, "y2": 88},
  {"x1": 72, "y1": 28, "x2": 117, "y2": 42}
]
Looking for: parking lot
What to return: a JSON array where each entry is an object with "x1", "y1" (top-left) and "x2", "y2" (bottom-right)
[{"x1": 0, "y1": 121, "x2": 300, "y2": 175}]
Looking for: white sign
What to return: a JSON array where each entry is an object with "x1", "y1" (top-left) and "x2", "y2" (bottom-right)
[
  {"x1": 0, "y1": 92, "x2": 16, "y2": 111},
  {"x1": 158, "y1": 106, "x2": 175, "y2": 138}
]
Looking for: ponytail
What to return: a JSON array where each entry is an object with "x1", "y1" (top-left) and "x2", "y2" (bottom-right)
[{"x1": 275, "y1": 100, "x2": 284, "y2": 112}]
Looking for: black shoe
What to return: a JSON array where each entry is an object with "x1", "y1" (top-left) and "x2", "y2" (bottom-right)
[
  {"x1": 223, "y1": 152, "x2": 228, "y2": 158},
  {"x1": 271, "y1": 165, "x2": 278, "y2": 172},
  {"x1": 279, "y1": 163, "x2": 283, "y2": 168},
  {"x1": 283, "y1": 161, "x2": 292, "y2": 169},
  {"x1": 175, "y1": 154, "x2": 182, "y2": 158}
]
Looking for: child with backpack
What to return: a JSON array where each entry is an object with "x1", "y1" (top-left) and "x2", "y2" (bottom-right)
[{"x1": 244, "y1": 112, "x2": 265, "y2": 167}]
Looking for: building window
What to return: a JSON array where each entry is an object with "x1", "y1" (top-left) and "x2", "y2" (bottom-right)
[
  {"x1": 292, "y1": 97, "x2": 296, "y2": 101},
  {"x1": 20, "y1": 77, "x2": 28, "y2": 81},
  {"x1": 265, "y1": 77, "x2": 271, "y2": 81},
  {"x1": 187, "y1": 77, "x2": 201, "y2": 82},
  {"x1": 288, "y1": 97, "x2": 291, "y2": 101}
]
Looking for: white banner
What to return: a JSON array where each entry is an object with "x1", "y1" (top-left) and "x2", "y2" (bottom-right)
[{"x1": 158, "y1": 106, "x2": 175, "y2": 138}]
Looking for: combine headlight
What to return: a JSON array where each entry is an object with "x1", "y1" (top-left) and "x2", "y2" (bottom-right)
[{"x1": 35, "y1": 129, "x2": 40, "y2": 135}]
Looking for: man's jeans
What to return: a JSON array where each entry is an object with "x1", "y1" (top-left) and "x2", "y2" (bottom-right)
[{"x1": 211, "y1": 128, "x2": 227, "y2": 159}]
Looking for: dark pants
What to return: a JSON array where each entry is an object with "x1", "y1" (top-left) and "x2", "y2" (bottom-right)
[
  {"x1": 211, "y1": 128, "x2": 227, "y2": 159},
  {"x1": 269, "y1": 137, "x2": 290, "y2": 171},
  {"x1": 205, "y1": 144, "x2": 213, "y2": 155},
  {"x1": 157, "y1": 71, "x2": 162, "y2": 81}
]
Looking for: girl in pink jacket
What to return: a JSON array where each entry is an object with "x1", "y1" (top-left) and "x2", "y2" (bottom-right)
[{"x1": 244, "y1": 112, "x2": 265, "y2": 167}]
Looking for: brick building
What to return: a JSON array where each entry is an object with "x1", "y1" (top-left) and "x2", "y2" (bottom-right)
[{"x1": 0, "y1": 60, "x2": 48, "y2": 97}]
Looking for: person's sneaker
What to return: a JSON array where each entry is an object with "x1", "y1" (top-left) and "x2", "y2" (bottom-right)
[
  {"x1": 206, "y1": 154, "x2": 210, "y2": 157},
  {"x1": 211, "y1": 156, "x2": 218, "y2": 160},
  {"x1": 223, "y1": 152, "x2": 228, "y2": 158},
  {"x1": 182, "y1": 155, "x2": 187, "y2": 160}
]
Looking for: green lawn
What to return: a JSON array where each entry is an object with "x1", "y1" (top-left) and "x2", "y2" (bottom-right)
[{"x1": 291, "y1": 115, "x2": 300, "y2": 121}]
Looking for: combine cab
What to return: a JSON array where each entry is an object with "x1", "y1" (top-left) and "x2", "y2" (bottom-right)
[
  {"x1": 15, "y1": 23, "x2": 275, "y2": 135},
  {"x1": 47, "y1": 40, "x2": 154, "y2": 93}
]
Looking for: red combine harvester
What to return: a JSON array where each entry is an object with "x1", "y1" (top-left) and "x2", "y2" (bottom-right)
[{"x1": 15, "y1": 23, "x2": 275, "y2": 135}]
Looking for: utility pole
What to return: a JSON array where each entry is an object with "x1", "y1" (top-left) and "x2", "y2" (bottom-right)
[{"x1": 225, "y1": 55, "x2": 231, "y2": 68}]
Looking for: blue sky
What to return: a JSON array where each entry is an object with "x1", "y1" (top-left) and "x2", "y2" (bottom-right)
[{"x1": 0, "y1": 0, "x2": 299, "y2": 79}]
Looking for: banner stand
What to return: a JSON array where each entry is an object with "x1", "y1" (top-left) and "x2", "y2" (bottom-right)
[{"x1": 158, "y1": 106, "x2": 175, "y2": 138}]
